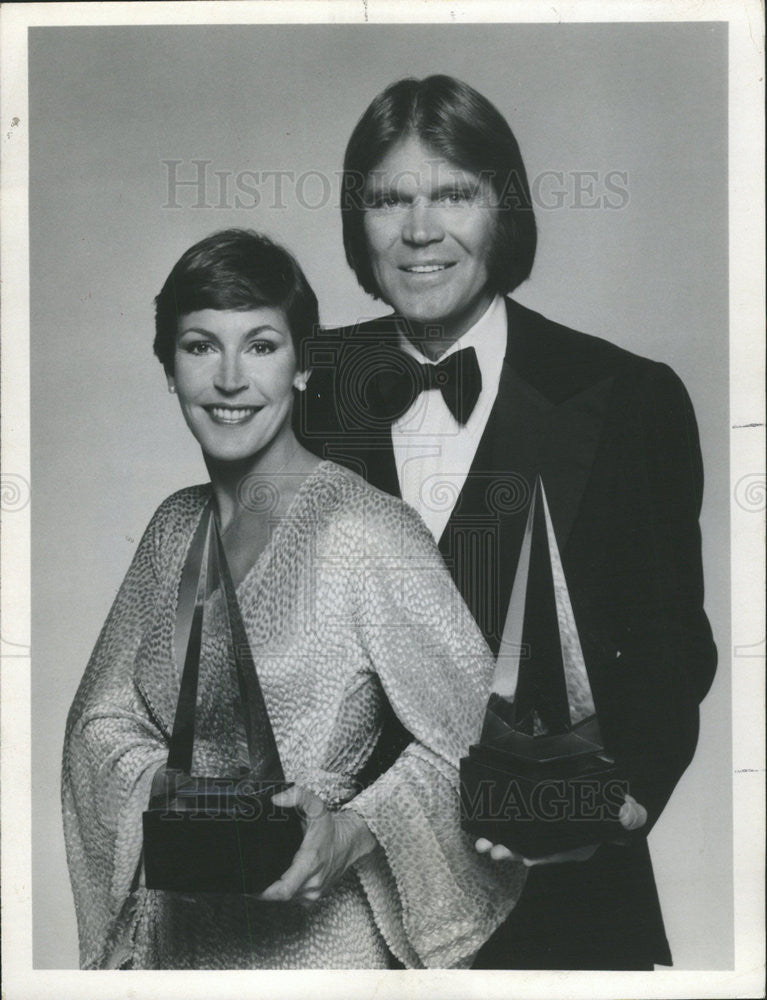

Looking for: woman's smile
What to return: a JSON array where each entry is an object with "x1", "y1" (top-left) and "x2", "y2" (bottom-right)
[{"x1": 205, "y1": 404, "x2": 264, "y2": 425}]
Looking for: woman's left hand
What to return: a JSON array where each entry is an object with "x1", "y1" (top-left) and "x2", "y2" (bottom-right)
[{"x1": 258, "y1": 786, "x2": 377, "y2": 905}]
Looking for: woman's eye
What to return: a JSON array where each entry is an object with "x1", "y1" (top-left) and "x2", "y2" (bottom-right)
[
  {"x1": 182, "y1": 341, "x2": 215, "y2": 356},
  {"x1": 248, "y1": 341, "x2": 276, "y2": 356}
]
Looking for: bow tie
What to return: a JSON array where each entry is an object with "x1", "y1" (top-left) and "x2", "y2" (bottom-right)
[{"x1": 368, "y1": 346, "x2": 482, "y2": 426}]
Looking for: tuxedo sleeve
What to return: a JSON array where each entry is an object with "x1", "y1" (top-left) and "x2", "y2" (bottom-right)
[{"x1": 588, "y1": 361, "x2": 717, "y2": 832}]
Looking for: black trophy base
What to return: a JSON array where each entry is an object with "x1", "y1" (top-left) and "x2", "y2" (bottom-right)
[
  {"x1": 143, "y1": 774, "x2": 303, "y2": 894},
  {"x1": 460, "y1": 741, "x2": 626, "y2": 859}
]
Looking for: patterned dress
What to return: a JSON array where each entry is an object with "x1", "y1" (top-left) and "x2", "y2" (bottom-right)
[{"x1": 62, "y1": 461, "x2": 526, "y2": 969}]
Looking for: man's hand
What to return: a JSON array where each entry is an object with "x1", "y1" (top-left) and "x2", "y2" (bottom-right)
[
  {"x1": 474, "y1": 793, "x2": 648, "y2": 866},
  {"x1": 258, "y1": 786, "x2": 377, "y2": 905}
]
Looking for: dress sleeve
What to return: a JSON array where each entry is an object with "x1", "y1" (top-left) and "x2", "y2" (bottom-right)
[
  {"x1": 342, "y1": 502, "x2": 527, "y2": 969},
  {"x1": 61, "y1": 502, "x2": 173, "y2": 969}
]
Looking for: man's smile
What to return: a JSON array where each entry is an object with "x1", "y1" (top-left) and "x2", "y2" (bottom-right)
[{"x1": 399, "y1": 261, "x2": 457, "y2": 274}]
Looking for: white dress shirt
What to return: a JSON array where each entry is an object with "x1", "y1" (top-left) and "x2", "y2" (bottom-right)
[{"x1": 392, "y1": 295, "x2": 508, "y2": 542}]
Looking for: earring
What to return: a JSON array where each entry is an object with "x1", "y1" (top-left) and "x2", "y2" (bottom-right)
[
  {"x1": 294, "y1": 378, "x2": 307, "y2": 392},
  {"x1": 168, "y1": 384, "x2": 176, "y2": 394}
]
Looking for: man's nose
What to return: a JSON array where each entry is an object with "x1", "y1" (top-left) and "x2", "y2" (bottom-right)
[
  {"x1": 401, "y1": 201, "x2": 445, "y2": 245},
  {"x1": 214, "y1": 353, "x2": 249, "y2": 393}
]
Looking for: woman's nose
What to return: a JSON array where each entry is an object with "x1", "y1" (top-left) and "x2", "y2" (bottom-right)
[
  {"x1": 401, "y1": 202, "x2": 445, "y2": 245},
  {"x1": 214, "y1": 354, "x2": 249, "y2": 394}
]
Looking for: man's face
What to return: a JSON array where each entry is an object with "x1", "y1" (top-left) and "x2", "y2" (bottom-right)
[{"x1": 362, "y1": 135, "x2": 500, "y2": 346}]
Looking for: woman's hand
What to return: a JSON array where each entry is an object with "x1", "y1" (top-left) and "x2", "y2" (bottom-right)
[
  {"x1": 474, "y1": 793, "x2": 649, "y2": 866},
  {"x1": 258, "y1": 785, "x2": 377, "y2": 905}
]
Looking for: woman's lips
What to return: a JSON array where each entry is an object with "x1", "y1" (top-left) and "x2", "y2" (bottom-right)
[{"x1": 205, "y1": 405, "x2": 263, "y2": 425}]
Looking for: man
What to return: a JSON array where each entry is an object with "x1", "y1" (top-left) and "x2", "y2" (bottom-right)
[{"x1": 296, "y1": 74, "x2": 717, "y2": 970}]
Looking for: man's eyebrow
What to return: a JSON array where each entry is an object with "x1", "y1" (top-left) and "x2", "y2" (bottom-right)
[
  {"x1": 363, "y1": 177, "x2": 480, "y2": 196},
  {"x1": 432, "y1": 178, "x2": 480, "y2": 194}
]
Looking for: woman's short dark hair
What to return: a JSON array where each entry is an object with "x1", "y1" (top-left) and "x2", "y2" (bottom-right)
[
  {"x1": 153, "y1": 228, "x2": 319, "y2": 373},
  {"x1": 342, "y1": 75, "x2": 537, "y2": 300}
]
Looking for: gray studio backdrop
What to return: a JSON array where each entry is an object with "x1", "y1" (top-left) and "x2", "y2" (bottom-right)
[{"x1": 30, "y1": 23, "x2": 731, "y2": 969}]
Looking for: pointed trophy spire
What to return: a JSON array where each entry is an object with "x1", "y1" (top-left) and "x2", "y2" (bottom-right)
[{"x1": 485, "y1": 476, "x2": 597, "y2": 742}]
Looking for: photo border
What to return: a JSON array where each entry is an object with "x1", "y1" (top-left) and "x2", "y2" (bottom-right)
[{"x1": 1, "y1": 2, "x2": 764, "y2": 997}]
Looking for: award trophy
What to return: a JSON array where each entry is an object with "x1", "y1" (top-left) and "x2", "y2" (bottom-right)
[
  {"x1": 143, "y1": 506, "x2": 302, "y2": 893},
  {"x1": 460, "y1": 477, "x2": 625, "y2": 858}
]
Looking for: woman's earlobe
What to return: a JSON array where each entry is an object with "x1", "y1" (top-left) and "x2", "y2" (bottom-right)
[
  {"x1": 167, "y1": 379, "x2": 176, "y2": 394},
  {"x1": 293, "y1": 371, "x2": 310, "y2": 392}
]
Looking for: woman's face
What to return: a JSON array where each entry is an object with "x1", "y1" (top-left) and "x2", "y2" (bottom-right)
[
  {"x1": 168, "y1": 307, "x2": 304, "y2": 465},
  {"x1": 362, "y1": 135, "x2": 499, "y2": 343}
]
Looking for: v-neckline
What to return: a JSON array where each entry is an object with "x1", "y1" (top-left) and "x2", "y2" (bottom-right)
[{"x1": 170, "y1": 460, "x2": 336, "y2": 681}]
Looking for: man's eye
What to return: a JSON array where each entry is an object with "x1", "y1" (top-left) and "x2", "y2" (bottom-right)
[
  {"x1": 441, "y1": 189, "x2": 470, "y2": 205},
  {"x1": 368, "y1": 193, "x2": 400, "y2": 209}
]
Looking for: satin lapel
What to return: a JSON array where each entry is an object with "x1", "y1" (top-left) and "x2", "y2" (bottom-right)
[
  {"x1": 537, "y1": 375, "x2": 615, "y2": 549},
  {"x1": 436, "y1": 367, "x2": 553, "y2": 651},
  {"x1": 501, "y1": 296, "x2": 616, "y2": 551},
  {"x1": 436, "y1": 352, "x2": 613, "y2": 650},
  {"x1": 485, "y1": 364, "x2": 615, "y2": 559},
  {"x1": 435, "y1": 362, "x2": 554, "y2": 548}
]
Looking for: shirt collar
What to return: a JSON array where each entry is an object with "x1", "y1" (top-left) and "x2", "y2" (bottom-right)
[{"x1": 397, "y1": 295, "x2": 507, "y2": 383}]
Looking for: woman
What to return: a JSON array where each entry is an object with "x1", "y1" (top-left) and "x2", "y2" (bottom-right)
[{"x1": 61, "y1": 228, "x2": 526, "y2": 970}]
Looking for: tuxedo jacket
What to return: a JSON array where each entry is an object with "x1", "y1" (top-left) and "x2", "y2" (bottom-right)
[{"x1": 295, "y1": 297, "x2": 717, "y2": 969}]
